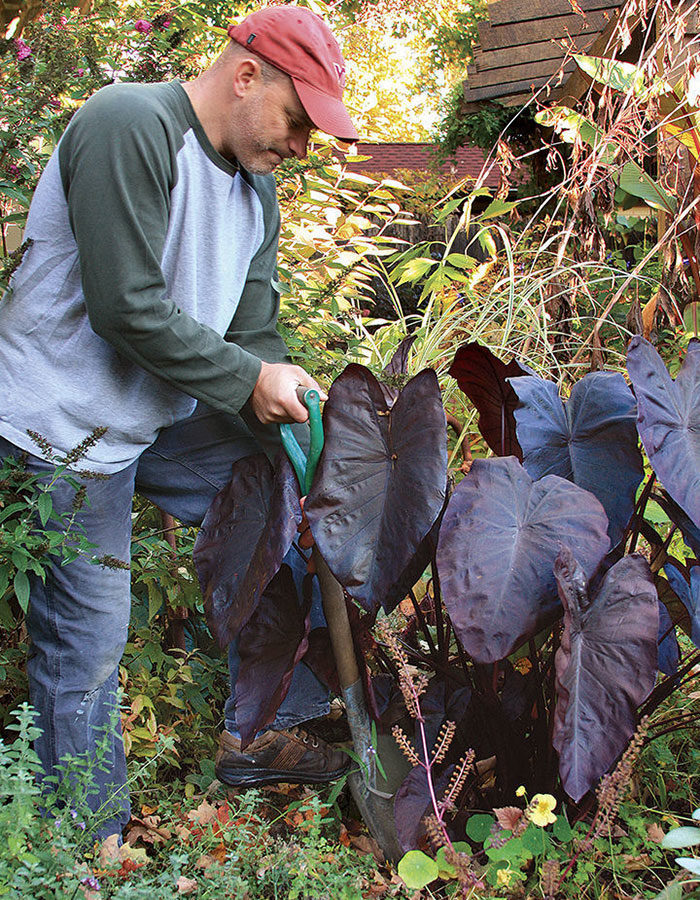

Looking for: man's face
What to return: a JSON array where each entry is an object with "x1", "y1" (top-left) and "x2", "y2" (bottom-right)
[{"x1": 230, "y1": 75, "x2": 314, "y2": 175}]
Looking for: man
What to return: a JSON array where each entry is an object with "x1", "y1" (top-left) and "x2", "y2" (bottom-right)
[{"x1": 0, "y1": 5, "x2": 359, "y2": 847}]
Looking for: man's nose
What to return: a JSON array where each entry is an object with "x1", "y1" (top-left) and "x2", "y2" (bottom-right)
[{"x1": 289, "y1": 127, "x2": 311, "y2": 159}]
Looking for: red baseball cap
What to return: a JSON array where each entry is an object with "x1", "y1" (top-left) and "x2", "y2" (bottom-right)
[{"x1": 227, "y1": 6, "x2": 359, "y2": 142}]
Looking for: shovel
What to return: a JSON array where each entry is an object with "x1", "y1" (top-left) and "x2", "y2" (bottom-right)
[{"x1": 280, "y1": 387, "x2": 404, "y2": 862}]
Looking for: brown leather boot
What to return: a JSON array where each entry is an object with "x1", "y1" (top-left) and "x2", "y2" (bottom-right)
[{"x1": 214, "y1": 726, "x2": 349, "y2": 787}]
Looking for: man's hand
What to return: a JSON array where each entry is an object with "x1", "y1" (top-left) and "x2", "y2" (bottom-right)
[{"x1": 250, "y1": 361, "x2": 327, "y2": 424}]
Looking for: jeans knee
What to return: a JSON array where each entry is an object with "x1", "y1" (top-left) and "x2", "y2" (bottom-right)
[{"x1": 80, "y1": 639, "x2": 126, "y2": 693}]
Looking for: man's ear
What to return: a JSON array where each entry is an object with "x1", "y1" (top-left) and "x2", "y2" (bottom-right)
[{"x1": 231, "y1": 57, "x2": 261, "y2": 98}]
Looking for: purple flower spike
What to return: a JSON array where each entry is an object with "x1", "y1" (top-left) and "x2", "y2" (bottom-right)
[
  {"x1": 15, "y1": 39, "x2": 32, "y2": 61},
  {"x1": 134, "y1": 18, "x2": 153, "y2": 34}
]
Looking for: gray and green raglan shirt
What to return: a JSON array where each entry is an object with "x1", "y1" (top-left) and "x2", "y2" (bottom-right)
[{"x1": 0, "y1": 80, "x2": 293, "y2": 472}]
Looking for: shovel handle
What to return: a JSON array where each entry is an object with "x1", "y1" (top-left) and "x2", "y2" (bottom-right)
[
  {"x1": 312, "y1": 547, "x2": 360, "y2": 689},
  {"x1": 279, "y1": 386, "x2": 324, "y2": 494}
]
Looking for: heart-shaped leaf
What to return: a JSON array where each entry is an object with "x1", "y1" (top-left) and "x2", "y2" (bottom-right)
[
  {"x1": 655, "y1": 491, "x2": 700, "y2": 558},
  {"x1": 449, "y1": 342, "x2": 530, "y2": 458},
  {"x1": 415, "y1": 678, "x2": 473, "y2": 755},
  {"x1": 656, "y1": 569, "x2": 693, "y2": 639},
  {"x1": 397, "y1": 850, "x2": 439, "y2": 890},
  {"x1": 380, "y1": 336, "x2": 417, "y2": 406},
  {"x1": 194, "y1": 453, "x2": 302, "y2": 646},
  {"x1": 305, "y1": 364, "x2": 447, "y2": 613},
  {"x1": 509, "y1": 372, "x2": 643, "y2": 547},
  {"x1": 663, "y1": 562, "x2": 700, "y2": 648},
  {"x1": 394, "y1": 765, "x2": 453, "y2": 852},
  {"x1": 436, "y1": 457, "x2": 610, "y2": 663},
  {"x1": 302, "y1": 628, "x2": 340, "y2": 694},
  {"x1": 234, "y1": 564, "x2": 311, "y2": 748},
  {"x1": 627, "y1": 336, "x2": 700, "y2": 525},
  {"x1": 657, "y1": 599, "x2": 679, "y2": 677},
  {"x1": 553, "y1": 546, "x2": 658, "y2": 802}
]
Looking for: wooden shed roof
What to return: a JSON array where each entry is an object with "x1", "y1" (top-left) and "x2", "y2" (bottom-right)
[{"x1": 462, "y1": 0, "x2": 623, "y2": 109}]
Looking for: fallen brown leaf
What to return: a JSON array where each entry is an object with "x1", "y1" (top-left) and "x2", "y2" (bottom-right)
[
  {"x1": 621, "y1": 852, "x2": 652, "y2": 871},
  {"x1": 187, "y1": 800, "x2": 218, "y2": 827},
  {"x1": 176, "y1": 875, "x2": 198, "y2": 894},
  {"x1": 647, "y1": 823, "x2": 665, "y2": 844}
]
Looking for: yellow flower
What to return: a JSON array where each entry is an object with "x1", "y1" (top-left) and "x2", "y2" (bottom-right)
[
  {"x1": 515, "y1": 785, "x2": 526, "y2": 798},
  {"x1": 496, "y1": 868, "x2": 512, "y2": 887},
  {"x1": 527, "y1": 793, "x2": 557, "y2": 827}
]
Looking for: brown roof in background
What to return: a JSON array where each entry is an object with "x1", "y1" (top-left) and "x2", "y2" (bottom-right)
[
  {"x1": 336, "y1": 142, "x2": 502, "y2": 188},
  {"x1": 462, "y1": 0, "x2": 623, "y2": 109}
]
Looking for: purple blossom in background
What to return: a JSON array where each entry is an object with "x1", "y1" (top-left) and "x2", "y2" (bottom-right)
[
  {"x1": 158, "y1": 16, "x2": 173, "y2": 29},
  {"x1": 134, "y1": 19, "x2": 153, "y2": 34},
  {"x1": 15, "y1": 39, "x2": 32, "y2": 61},
  {"x1": 75, "y1": 67, "x2": 85, "y2": 76},
  {"x1": 81, "y1": 876, "x2": 100, "y2": 891},
  {"x1": 6, "y1": 163, "x2": 20, "y2": 177}
]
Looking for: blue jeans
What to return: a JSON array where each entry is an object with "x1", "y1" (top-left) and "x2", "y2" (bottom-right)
[{"x1": 0, "y1": 404, "x2": 328, "y2": 838}]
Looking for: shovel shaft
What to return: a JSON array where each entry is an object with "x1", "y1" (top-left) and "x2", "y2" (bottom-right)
[{"x1": 312, "y1": 547, "x2": 360, "y2": 689}]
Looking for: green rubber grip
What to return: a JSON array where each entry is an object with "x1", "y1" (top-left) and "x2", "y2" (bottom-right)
[{"x1": 279, "y1": 387, "x2": 324, "y2": 494}]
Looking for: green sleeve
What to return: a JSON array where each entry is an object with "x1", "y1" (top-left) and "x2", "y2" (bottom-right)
[
  {"x1": 224, "y1": 170, "x2": 309, "y2": 459},
  {"x1": 58, "y1": 85, "x2": 264, "y2": 415}
]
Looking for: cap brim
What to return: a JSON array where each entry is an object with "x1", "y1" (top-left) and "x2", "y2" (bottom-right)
[{"x1": 292, "y1": 77, "x2": 359, "y2": 142}]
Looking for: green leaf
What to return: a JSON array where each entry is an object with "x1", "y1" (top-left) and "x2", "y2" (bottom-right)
[
  {"x1": 652, "y1": 883, "x2": 683, "y2": 900},
  {"x1": 485, "y1": 835, "x2": 533, "y2": 863},
  {"x1": 552, "y1": 813, "x2": 574, "y2": 843},
  {"x1": 466, "y1": 813, "x2": 495, "y2": 843},
  {"x1": 0, "y1": 596, "x2": 15, "y2": 629},
  {"x1": 435, "y1": 842, "x2": 470, "y2": 878},
  {"x1": 13, "y1": 571, "x2": 29, "y2": 613},
  {"x1": 0, "y1": 502, "x2": 29, "y2": 524},
  {"x1": 521, "y1": 823, "x2": 553, "y2": 854},
  {"x1": 445, "y1": 253, "x2": 477, "y2": 270},
  {"x1": 675, "y1": 857, "x2": 700, "y2": 875},
  {"x1": 481, "y1": 198, "x2": 518, "y2": 219},
  {"x1": 478, "y1": 230, "x2": 498, "y2": 258},
  {"x1": 37, "y1": 492, "x2": 52, "y2": 527},
  {"x1": 396, "y1": 257, "x2": 438, "y2": 286},
  {"x1": 11, "y1": 550, "x2": 28, "y2": 572},
  {"x1": 397, "y1": 850, "x2": 439, "y2": 889},
  {"x1": 574, "y1": 55, "x2": 646, "y2": 96},
  {"x1": 662, "y1": 827, "x2": 700, "y2": 849},
  {"x1": 616, "y1": 160, "x2": 676, "y2": 214}
]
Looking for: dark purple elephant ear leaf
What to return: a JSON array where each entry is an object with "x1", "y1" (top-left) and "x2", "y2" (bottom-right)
[
  {"x1": 394, "y1": 765, "x2": 453, "y2": 852},
  {"x1": 234, "y1": 564, "x2": 311, "y2": 748},
  {"x1": 194, "y1": 453, "x2": 302, "y2": 647},
  {"x1": 305, "y1": 364, "x2": 447, "y2": 613},
  {"x1": 655, "y1": 491, "x2": 700, "y2": 558},
  {"x1": 553, "y1": 547, "x2": 658, "y2": 802},
  {"x1": 627, "y1": 336, "x2": 700, "y2": 525},
  {"x1": 657, "y1": 599, "x2": 679, "y2": 677},
  {"x1": 448, "y1": 341, "x2": 530, "y2": 458},
  {"x1": 663, "y1": 562, "x2": 700, "y2": 648},
  {"x1": 436, "y1": 457, "x2": 610, "y2": 663},
  {"x1": 509, "y1": 371, "x2": 643, "y2": 547},
  {"x1": 379, "y1": 336, "x2": 417, "y2": 405}
]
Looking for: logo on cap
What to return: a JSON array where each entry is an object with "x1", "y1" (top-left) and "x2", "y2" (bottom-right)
[{"x1": 333, "y1": 62, "x2": 346, "y2": 87}]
